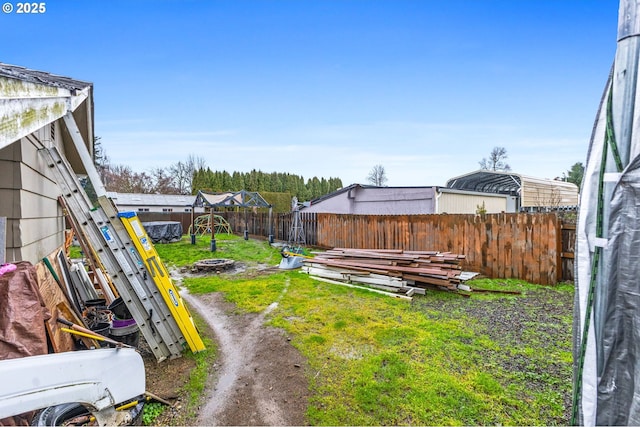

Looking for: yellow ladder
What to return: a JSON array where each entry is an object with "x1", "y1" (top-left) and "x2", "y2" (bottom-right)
[{"x1": 118, "y1": 212, "x2": 205, "y2": 353}]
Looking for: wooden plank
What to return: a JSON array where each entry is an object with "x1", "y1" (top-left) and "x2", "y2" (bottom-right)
[
  {"x1": 542, "y1": 214, "x2": 554, "y2": 284},
  {"x1": 309, "y1": 257, "x2": 458, "y2": 277},
  {"x1": 545, "y1": 215, "x2": 556, "y2": 284},
  {"x1": 544, "y1": 214, "x2": 554, "y2": 285},
  {"x1": 310, "y1": 276, "x2": 413, "y2": 301},
  {"x1": 35, "y1": 253, "x2": 97, "y2": 352},
  {"x1": 402, "y1": 273, "x2": 456, "y2": 288},
  {"x1": 496, "y1": 214, "x2": 505, "y2": 280},
  {"x1": 485, "y1": 215, "x2": 494, "y2": 279},
  {"x1": 304, "y1": 266, "x2": 407, "y2": 287},
  {"x1": 512, "y1": 213, "x2": 523, "y2": 280},
  {"x1": 522, "y1": 214, "x2": 535, "y2": 283},
  {"x1": 503, "y1": 215, "x2": 513, "y2": 279}
]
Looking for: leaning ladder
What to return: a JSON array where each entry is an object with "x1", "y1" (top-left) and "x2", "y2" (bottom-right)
[{"x1": 41, "y1": 146, "x2": 186, "y2": 361}]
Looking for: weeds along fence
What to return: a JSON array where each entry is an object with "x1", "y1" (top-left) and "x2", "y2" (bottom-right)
[{"x1": 137, "y1": 211, "x2": 574, "y2": 285}]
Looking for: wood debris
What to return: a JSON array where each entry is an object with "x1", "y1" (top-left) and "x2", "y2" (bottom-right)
[{"x1": 301, "y1": 248, "x2": 470, "y2": 298}]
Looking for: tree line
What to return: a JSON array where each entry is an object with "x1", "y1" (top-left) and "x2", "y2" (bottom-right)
[
  {"x1": 192, "y1": 168, "x2": 343, "y2": 201},
  {"x1": 93, "y1": 138, "x2": 343, "y2": 201}
]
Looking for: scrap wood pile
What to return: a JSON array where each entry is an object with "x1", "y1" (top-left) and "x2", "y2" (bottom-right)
[{"x1": 301, "y1": 248, "x2": 471, "y2": 299}]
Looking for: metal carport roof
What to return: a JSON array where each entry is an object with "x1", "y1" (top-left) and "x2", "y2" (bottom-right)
[{"x1": 446, "y1": 170, "x2": 522, "y2": 195}]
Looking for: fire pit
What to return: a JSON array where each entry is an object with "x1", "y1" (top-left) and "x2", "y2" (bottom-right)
[{"x1": 192, "y1": 258, "x2": 235, "y2": 273}]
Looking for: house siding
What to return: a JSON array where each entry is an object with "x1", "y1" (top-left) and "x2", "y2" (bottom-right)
[
  {"x1": 0, "y1": 127, "x2": 64, "y2": 263},
  {"x1": 437, "y1": 192, "x2": 508, "y2": 214},
  {"x1": 304, "y1": 186, "x2": 437, "y2": 215},
  {"x1": 108, "y1": 192, "x2": 204, "y2": 214}
]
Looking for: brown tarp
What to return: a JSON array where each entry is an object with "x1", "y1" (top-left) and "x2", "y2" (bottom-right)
[
  {"x1": 0, "y1": 261, "x2": 52, "y2": 425},
  {"x1": 0, "y1": 261, "x2": 51, "y2": 359}
]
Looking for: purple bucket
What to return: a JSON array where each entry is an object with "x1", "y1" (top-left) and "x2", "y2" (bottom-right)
[
  {"x1": 112, "y1": 318, "x2": 137, "y2": 328},
  {"x1": 109, "y1": 318, "x2": 140, "y2": 347}
]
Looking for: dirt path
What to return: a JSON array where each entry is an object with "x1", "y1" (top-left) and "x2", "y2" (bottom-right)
[{"x1": 180, "y1": 278, "x2": 309, "y2": 426}]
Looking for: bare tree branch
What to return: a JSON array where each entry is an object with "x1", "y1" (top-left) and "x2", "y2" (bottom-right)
[
  {"x1": 367, "y1": 164, "x2": 389, "y2": 186},
  {"x1": 479, "y1": 146, "x2": 511, "y2": 171}
]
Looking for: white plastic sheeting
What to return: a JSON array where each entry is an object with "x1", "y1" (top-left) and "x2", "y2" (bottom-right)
[{"x1": 574, "y1": 1, "x2": 640, "y2": 424}]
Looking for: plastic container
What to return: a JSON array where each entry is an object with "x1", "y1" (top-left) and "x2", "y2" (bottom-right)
[
  {"x1": 109, "y1": 319, "x2": 140, "y2": 348},
  {"x1": 84, "y1": 298, "x2": 107, "y2": 308},
  {"x1": 108, "y1": 297, "x2": 132, "y2": 319},
  {"x1": 90, "y1": 322, "x2": 111, "y2": 348}
]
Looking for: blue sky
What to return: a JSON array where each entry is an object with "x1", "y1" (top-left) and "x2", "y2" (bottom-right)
[{"x1": 1, "y1": 0, "x2": 620, "y2": 186}]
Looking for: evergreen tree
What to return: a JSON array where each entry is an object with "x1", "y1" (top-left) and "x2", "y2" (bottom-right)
[{"x1": 563, "y1": 162, "x2": 585, "y2": 188}]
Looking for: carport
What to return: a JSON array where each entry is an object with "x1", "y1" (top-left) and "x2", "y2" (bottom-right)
[{"x1": 446, "y1": 170, "x2": 578, "y2": 211}]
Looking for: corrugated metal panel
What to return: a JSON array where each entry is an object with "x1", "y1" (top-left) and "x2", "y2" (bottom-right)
[
  {"x1": 437, "y1": 192, "x2": 507, "y2": 214},
  {"x1": 108, "y1": 192, "x2": 197, "y2": 207}
]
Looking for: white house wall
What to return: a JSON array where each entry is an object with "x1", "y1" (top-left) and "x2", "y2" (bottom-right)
[{"x1": 437, "y1": 192, "x2": 508, "y2": 214}]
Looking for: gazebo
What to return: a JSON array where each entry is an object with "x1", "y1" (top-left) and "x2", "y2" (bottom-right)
[{"x1": 192, "y1": 190, "x2": 273, "y2": 250}]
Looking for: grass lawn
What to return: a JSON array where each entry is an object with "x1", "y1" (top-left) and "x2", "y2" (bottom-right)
[{"x1": 156, "y1": 234, "x2": 573, "y2": 425}]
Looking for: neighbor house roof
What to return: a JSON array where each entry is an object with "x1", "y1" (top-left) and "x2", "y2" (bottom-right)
[
  {"x1": 0, "y1": 63, "x2": 92, "y2": 92},
  {"x1": 0, "y1": 63, "x2": 94, "y2": 166},
  {"x1": 306, "y1": 183, "x2": 395, "y2": 206},
  {"x1": 107, "y1": 192, "x2": 196, "y2": 207},
  {"x1": 0, "y1": 62, "x2": 94, "y2": 154}
]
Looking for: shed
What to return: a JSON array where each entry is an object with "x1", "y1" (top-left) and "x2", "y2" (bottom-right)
[
  {"x1": 436, "y1": 187, "x2": 513, "y2": 214},
  {"x1": 0, "y1": 63, "x2": 94, "y2": 263},
  {"x1": 107, "y1": 192, "x2": 203, "y2": 214},
  {"x1": 446, "y1": 170, "x2": 579, "y2": 211},
  {"x1": 301, "y1": 184, "x2": 512, "y2": 215}
]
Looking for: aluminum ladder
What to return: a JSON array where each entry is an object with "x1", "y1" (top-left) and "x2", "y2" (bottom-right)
[{"x1": 41, "y1": 146, "x2": 186, "y2": 361}]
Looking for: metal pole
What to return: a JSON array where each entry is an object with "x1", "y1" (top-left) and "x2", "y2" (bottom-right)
[
  {"x1": 210, "y1": 207, "x2": 216, "y2": 251},
  {"x1": 190, "y1": 204, "x2": 195, "y2": 245},
  {"x1": 0, "y1": 217, "x2": 6, "y2": 265},
  {"x1": 268, "y1": 206, "x2": 274, "y2": 244},
  {"x1": 244, "y1": 208, "x2": 248, "y2": 240}
]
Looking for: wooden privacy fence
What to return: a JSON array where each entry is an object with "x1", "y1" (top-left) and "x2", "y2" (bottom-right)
[
  {"x1": 204, "y1": 211, "x2": 318, "y2": 244},
  {"x1": 136, "y1": 210, "x2": 574, "y2": 285},
  {"x1": 316, "y1": 212, "x2": 568, "y2": 286},
  {"x1": 138, "y1": 211, "x2": 319, "y2": 245}
]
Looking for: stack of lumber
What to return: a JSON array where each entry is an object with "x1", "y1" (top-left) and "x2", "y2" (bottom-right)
[{"x1": 302, "y1": 248, "x2": 467, "y2": 296}]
